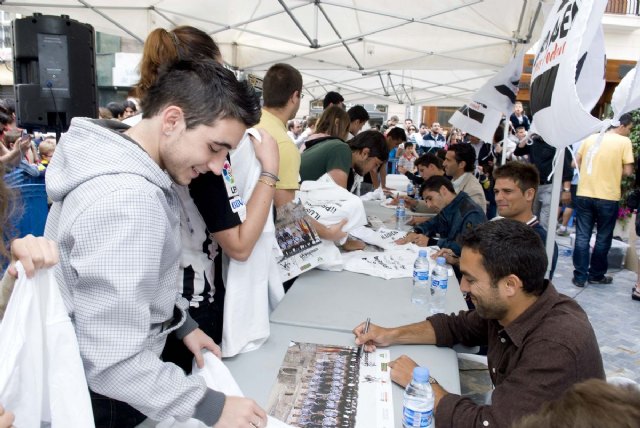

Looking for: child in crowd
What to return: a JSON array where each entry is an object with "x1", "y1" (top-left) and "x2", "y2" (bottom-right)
[
  {"x1": 37, "y1": 139, "x2": 56, "y2": 172},
  {"x1": 397, "y1": 141, "x2": 417, "y2": 172}
]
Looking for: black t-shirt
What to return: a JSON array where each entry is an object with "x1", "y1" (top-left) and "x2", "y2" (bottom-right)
[
  {"x1": 189, "y1": 157, "x2": 243, "y2": 233},
  {"x1": 188, "y1": 158, "x2": 244, "y2": 307}
]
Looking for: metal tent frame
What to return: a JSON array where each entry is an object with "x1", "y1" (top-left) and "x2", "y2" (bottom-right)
[{"x1": 0, "y1": 0, "x2": 548, "y2": 105}]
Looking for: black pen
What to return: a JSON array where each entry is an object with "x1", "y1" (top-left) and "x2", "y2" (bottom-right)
[{"x1": 358, "y1": 317, "x2": 371, "y2": 360}]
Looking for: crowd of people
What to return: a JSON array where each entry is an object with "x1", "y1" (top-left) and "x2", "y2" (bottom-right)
[{"x1": 0, "y1": 22, "x2": 638, "y2": 428}]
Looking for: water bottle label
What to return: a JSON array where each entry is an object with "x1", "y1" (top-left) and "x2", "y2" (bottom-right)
[
  {"x1": 403, "y1": 407, "x2": 433, "y2": 427},
  {"x1": 432, "y1": 279, "x2": 448, "y2": 290},
  {"x1": 413, "y1": 270, "x2": 428, "y2": 281}
]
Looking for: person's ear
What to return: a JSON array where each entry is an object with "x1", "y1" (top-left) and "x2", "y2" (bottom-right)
[
  {"x1": 524, "y1": 188, "x2": 536, "y2": 202},
  {"x1": 162, "y1": 106, "x2": 184, "y2": 136},
  {"x1": 361, "y1": 147, "x2": 370, "y2": 159},
  {"x1": 503, "y1": 274, "x2": 521, "y2": 297}
]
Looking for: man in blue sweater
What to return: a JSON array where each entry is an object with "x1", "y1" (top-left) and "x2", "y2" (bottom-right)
[{"x1": 396, "y1": 175, "x2": 486, "y2": 254}]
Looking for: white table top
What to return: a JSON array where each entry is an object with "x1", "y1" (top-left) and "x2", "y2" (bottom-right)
[
  {"x1": 224, "y1": 323, "x2": 461, "y2": 424},
  {"x1": 270, "y1": 267, "x2": 467, "y2": 333}
]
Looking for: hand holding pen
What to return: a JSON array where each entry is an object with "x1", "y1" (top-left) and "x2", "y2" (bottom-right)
[
  {"x1": 353, "y1": 319, "x2": 394, "y2": 353},
  {"x1": 357, "y1": 318, "x2": 370, "y2": 360}
]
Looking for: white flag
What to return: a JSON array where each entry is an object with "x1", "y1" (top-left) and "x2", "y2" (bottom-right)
[
  {"x1": 610, "y1": 64, "x2": 640, "y2": 121},
  {"x1": 529, "y1": 0, "x2": 607, "y2": 149},
  {"x1": 474, "y1": 49, "x2": 525, "y2": 115},
  {"x1": 449, "y1": 101, "x2": 503, "y2": 143}
]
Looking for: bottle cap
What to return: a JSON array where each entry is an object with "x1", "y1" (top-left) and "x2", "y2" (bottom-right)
[
  {"x1": 437, "y1": 256, "x2": 446, "y2": 265},
  {"x1": 419, "y1": 249, "x2": 427, "y2": 257},
  {"x1": 413, "y1": 366, "x2": 430, "y2": 383}
]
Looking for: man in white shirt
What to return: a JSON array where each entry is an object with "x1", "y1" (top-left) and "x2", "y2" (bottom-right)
[
  {"x1": 287, "y1": 119, "x2": 302, "y2": 142},
  {"x1": 443, "y1": 143, "x2": 487, "y2": 213}
]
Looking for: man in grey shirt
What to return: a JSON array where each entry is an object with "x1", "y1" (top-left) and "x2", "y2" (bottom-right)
[{"x1": 45, "y1": 60, "x2": 267, "y2": 427}]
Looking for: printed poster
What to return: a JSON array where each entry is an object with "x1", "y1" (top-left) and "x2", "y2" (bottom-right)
[
  {"x1": 275, "y1": 202, "x2": 324, "y2": 280},
  {"x1": 267, "y1": 342, "x2": 394, "y2": 428}
]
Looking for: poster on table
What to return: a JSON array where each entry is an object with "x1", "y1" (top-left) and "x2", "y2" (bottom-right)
[
  {"x1": 267, "y1": 342, "x2": 394, "y2": 428},
  {"x1": 529, "y1": 0, "x2": 608, "y2": 148},
  {"x1": 274, "y1": 202, "x2": 325, "y2": 279}
]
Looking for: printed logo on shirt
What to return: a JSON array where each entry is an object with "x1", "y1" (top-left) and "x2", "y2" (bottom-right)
[
  {"x1": 229, "y1": 195, "x2": 247, "y2": 221},
  {"x1": 222, "y1": 160, "x2": 239, "y2": 197}
]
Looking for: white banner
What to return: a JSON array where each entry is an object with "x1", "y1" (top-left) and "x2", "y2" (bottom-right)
[
  {"x1": 449, "y1": 100, "x2": 503, "y2": 143},
  {"x1": 529, "y1": 0, "x2": 608, "y2": 148},
  {"x1": 474, "y1": 49, "x2": 525, "y2": 115},
  {"x1": 611, "y1": 64, "x2": 640, "y2": 120}
]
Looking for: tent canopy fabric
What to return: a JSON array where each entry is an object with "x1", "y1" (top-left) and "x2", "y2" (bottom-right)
[{"x1": 0, "y1": 0, "x2": 550, "y2": 106}]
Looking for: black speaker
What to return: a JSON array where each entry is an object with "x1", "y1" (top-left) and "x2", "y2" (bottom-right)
[{"x1": 12, "y1": 14, "x2": 97, "y2": 133}]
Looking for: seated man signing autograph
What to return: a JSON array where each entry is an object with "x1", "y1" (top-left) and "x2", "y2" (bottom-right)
[
  {"x1": 355, "y1": 220, "x2": 604, "y2": 428},
  {"x1": 396, "y1": 175, "x2": 486, "y2": 250}
]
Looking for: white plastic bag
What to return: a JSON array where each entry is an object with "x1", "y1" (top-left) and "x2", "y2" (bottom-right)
[
  {"x1": 0, "y1": 262, "x2": 95, "y2": 428},
  {"x1": 298, "y1": 173, "x2": 368, "y2": 239}
]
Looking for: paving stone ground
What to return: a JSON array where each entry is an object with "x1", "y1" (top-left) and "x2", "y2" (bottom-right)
[{"x1": 459, "y1": 231, "x2": 640, "y2": 398}]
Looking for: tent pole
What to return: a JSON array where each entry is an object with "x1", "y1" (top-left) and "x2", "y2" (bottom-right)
[
  {"x1": 546, "y1": 148, "x2": 564, "y2": 278},
  {"x1": 276, "y1": 0, "x2": 317, "y2": 47},
  {"x1": 501, "y1": 117, "x2": 509, "y2": 165}
]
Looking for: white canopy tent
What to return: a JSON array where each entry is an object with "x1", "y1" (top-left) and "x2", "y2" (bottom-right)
[{"x1": 0, "y1": 0, "x2": 549, "y2": 106}]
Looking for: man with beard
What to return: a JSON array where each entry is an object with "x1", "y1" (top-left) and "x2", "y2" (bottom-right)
[
  {"x1": 354, "y1": 220, "x2": 604, "y2": 428},
  {"x1": 299, "y1": 129, "x2": 389, "y2": 193}
]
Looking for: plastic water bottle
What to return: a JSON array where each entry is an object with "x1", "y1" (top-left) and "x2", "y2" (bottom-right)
[
  {"x1": 411, "y1": 250, "x2": 430, "y2": 305},
  {"x1": 407, "y1": 181, "x2": 415, "y2": 198},
  {"x1": 402, "y1": 367, "x2": 434, "y2": 428},
  {"x1": 396, "y1": 198, "x2": 406, "y2": 220},
  {"x1": 430, "y1": 256, "x2": 448, "y2": 314}
]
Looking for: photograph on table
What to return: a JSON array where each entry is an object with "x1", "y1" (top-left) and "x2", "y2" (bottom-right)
[
  {"x1": 267, "y1": 342, "x2": 360, "y2": 428},
  {"x1": 267, "y1": 342, "x2": 394, "y2": 428}
]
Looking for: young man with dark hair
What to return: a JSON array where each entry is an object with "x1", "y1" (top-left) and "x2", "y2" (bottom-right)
[
  {"x1": 356, "y1": 220, "x2": 604, "y2": 428},
  {"x1": 396, "y1": 153, "x2": 446, "y2": 216},
  {"x1": 492, "y1": 161, "x2": 558, "y2": 278},
  {"x1": 322, "y1": 91, "x2": 345, "y2": 110},
  {"x1": 45, "y1": 60, "x2": 268, "y2": 428},
  {"x1": 396, "y1": 175, "x2": 486, "y2": 251},
  {"x1": 300, "y1": 129, "x2": 389, "y2": 192},
  {"x1": 106, "y1": 101, "x2": 126, "y2": 121},
  {"x1": 363, "y1": 126, "x2": 406, "y2": 191},
  {"x1": 347, "y1": 105, "x2": 370, "y2": 138},
  {"x1": 399, "y1": 153, "x2": 444, "y2": 187},
  {"x1": 512, "y1": 131, "x2": 573, "y2": 229},
  {"x1": 443, "y1": 143, "x2": 486, "y2": 212}
]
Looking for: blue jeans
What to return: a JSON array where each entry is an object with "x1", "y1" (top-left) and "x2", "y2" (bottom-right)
[
  {"x1": 572, "y1": 196, "x2": 618, "y2": 282},
  {"x1": 90, "y1": 390, "x2": 146, "y2": 428}
]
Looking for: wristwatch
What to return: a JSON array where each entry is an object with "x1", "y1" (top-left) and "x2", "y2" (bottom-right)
[
  {"x1": 562, "y1": 188, "x2": 571, "y2": 192},
  {"x1": 429, "y1": 376, "x2": 438, "y2": 385}
]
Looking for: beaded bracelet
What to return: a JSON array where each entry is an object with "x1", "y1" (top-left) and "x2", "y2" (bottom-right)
[
  {"x1": 260, "y1": 171, "x2": 280, "y2": 182},
  {"x1": 257, "y1": 178, "x2": 276, "y2": 188}
]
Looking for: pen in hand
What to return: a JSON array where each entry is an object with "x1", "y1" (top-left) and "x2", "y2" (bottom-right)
[{"x1": 358, "y1": 317, "x2": 371, "y2": 360}]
